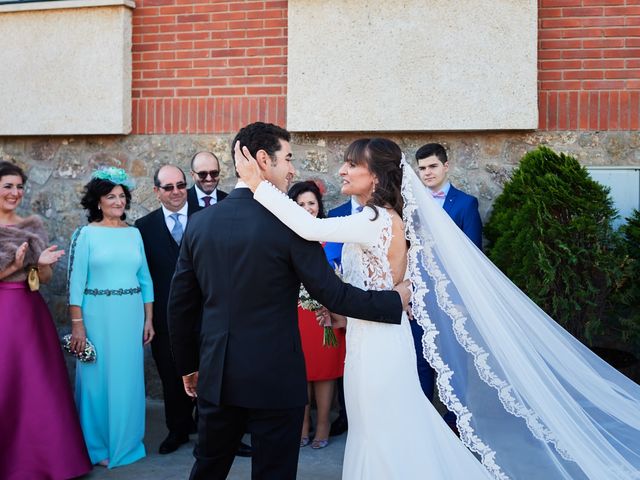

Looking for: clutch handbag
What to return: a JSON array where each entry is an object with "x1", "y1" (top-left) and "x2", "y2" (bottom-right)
[
  {"x1": 27, "y1": 266, "x2": 39, "y2": 292},
  {"x1": 61, "y1": 334, "x2": 97, "y2": 363}
]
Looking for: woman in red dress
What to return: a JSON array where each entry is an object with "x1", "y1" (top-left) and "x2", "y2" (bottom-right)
[{"x1": 289, "y1": 181, "x2": 346, "y2": 450}]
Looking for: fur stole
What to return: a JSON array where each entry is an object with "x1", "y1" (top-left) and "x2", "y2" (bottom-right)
[{"x1": 0, "y1": 216, "x2": 48, "y2": 280}]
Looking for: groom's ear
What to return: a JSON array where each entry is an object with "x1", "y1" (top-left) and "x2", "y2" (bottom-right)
[{"x1": 254, "y1": 149, "x2": 271, "y2": 171}]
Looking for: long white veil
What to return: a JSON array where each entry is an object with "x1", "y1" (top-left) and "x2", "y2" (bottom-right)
[{"x1": 401, "y1": 156, "x2": 640, "y2": 479}]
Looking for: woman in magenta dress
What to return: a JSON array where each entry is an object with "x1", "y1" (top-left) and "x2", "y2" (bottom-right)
[
  {"x1": 0, "y1": 161, "x2": 92, "y2": 480},
  {"x1": 289, "y1": 181, "x2": 346, "y2": 450}
]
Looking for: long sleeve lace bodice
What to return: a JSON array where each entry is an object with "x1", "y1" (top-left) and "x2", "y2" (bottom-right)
[
  {"x1": 253, "y1": 182, "x2": 395, "y2": 291},
  {"x1": 254, "y1": 182, "x2": 383, "y2": 246}
]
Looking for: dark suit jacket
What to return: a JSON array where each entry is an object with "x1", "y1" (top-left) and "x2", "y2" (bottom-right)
[
  {"x1": 135, "y1": 204, "x2": 199, "y2": 333},
  {"x1": 323, "y1": 200, "x2": 352, "y2": 268},
  {"x1": 167, "y1": 188, "x2": 402, "y2": 410},
  {"x1": 187, "y1": 186, "x2": 228, "y2": 213},
  {"x1": 443, "y1": 185, "x2": 483, "y2": 250}
]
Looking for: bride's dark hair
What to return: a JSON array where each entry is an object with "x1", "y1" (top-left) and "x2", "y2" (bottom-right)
[{"x1": 345, "y1": 138, "x2": 403, "y2": 219}]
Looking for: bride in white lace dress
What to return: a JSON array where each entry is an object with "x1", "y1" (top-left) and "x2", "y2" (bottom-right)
[
  {"x1": 236, "y1": 135, "x2": 640, "y2": 479},
  {"x1": 236, "y1": 138, "x2": 492, "y2": 479}
]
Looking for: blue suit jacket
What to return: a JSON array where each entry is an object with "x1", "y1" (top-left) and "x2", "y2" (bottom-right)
[
  {"x1": 323, "y1": 189, "x2": 483, "y2": 265},
  {"x1": 324, "y1": 200, "x2": 352, "y2": 268},
  {"x1": 443, "y1": 185, "x2": 483, "y2": 250}
]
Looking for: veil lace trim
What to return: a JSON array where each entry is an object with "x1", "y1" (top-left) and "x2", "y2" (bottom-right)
[{"x1": 401, "y1": 156, "x2": 573, "y2": 479}]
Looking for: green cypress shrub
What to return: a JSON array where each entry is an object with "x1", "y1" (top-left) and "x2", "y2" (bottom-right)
[
  {"x1": 485, "y1": 146, "x2": 619, "y2": 343},
  {"x1": 611, "y1": 210, "x2": 640, "y2": 350}
]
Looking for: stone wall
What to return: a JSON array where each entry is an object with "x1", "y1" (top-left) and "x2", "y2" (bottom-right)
[{"x1": 2, "y1": 131, "x2": 638, "y2": 396}]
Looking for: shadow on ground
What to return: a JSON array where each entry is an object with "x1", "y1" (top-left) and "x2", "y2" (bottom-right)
[{"x1": 82, "y1": 400, "x2": 346, "y2": 480}]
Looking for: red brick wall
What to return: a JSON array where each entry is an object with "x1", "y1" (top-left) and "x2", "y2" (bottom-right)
[
  {"x1": 539, "y1": 0, "x2": 640, "y2": 130},
  {"x1": 132, "y1": 1, "x2": 640, "y2": 134},
  {"x1": 131, "y1": 0, "x2": 287, "y2": 134}
]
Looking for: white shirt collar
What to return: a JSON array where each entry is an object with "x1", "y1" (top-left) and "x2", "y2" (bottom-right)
[
  {"x1": 161, "y1": 202, "x2": 188, "y2": 220},
  {"x1": 350, "y1": 197, "x2": 362, "y2": 214},
  {"x1": 194, "y1": 184, "x2": 218, "y2": 201},
  {"x1": 429, "y1": 181, "x2": 451, "y2": 196},
  {"x1": 235, "y1": 180, "x2": 250, "y2": 189}
]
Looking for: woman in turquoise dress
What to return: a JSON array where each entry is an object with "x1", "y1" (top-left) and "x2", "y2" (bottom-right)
[{"x1": 68, "y1": 167, "x2": 154, "y2": 468}]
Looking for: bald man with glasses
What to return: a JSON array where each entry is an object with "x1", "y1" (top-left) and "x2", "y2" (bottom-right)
[{"x1": 187, "y1": 151, "x2": 228, "y2": 211}]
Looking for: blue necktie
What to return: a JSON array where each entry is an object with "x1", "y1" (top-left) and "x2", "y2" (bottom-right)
[
  {"x1": 170, "y1": 213, "x2": 183, "y2": 244},
  {"x1": 355, "y1": 205, "x2": 364, "y2": 213}
]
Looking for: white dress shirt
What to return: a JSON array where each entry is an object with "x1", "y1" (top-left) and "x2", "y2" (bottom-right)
[
  {"x1": 350, "y1": 197, "x2": 362, "y2": 214},
  {"x1": 194, "y1": 185, "x2": 219, "y2": 207}
]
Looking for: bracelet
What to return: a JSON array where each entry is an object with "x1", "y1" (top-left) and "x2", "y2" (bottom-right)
[{"x1": 71, "y1": 318, "x2": 83, "y2": 323}]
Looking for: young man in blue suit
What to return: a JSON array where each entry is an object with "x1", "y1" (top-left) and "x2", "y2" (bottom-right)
[
  {"x1": 414, "y1": 143, "x2": 483, "y2": 432},
  {"x1": 416, "y1": 143, "x2": 482, "y2": 249}
]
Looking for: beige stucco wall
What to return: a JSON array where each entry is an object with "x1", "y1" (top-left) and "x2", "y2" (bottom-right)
[
  {"x1": 0, "y1": 0, "x2": 134, "y2": 135},
  {"x1": 287, "y1": 0, "x2": 538, "y2": 132}
]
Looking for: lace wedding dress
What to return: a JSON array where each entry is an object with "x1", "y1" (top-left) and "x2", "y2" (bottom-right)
[
  {"x1": 253, "y1": 183, "x2": 492, "y2": 479},
  {"x1": 252, "y1": 155, "x2": 640, "y2": 479}
]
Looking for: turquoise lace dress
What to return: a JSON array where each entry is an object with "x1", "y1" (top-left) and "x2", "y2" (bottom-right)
[{"x1": 68, "y1": 225, "x2": 154, "y2": 468}]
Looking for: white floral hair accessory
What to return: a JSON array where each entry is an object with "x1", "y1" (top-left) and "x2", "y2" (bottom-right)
[{"x1": 91, "y1": 166, "x2": 136, "y2": 190}]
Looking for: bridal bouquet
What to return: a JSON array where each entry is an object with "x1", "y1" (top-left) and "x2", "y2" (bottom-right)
[{"x1": 298, "y1": 284, "x2": 339, "y2": 348}]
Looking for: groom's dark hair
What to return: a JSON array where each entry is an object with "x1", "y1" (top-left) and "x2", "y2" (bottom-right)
[{"x1": 231, "y1": 122, "x2": 291, "y2": 176}]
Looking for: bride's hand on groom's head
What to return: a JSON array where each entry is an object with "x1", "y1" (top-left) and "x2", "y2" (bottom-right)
[
  {"x1": 393, "y1": 279, "x2": 412, "y2": 311},
  {"x1": 234, "y1": 141, "x2": 263, "y2": 191}
]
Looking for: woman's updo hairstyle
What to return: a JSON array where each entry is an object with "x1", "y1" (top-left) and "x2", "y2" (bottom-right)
[
  {"x1": 345, "y1": 138, "x2": 403, "y2": 219},
  {"x1": 80, "y1": 178, "x2": 132, "y2": 223},
  {"x1": 0, "y1": 161, "x2": 27, "y2": 183}
]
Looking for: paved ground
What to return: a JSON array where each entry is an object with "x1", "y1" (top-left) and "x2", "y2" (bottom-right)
[{"x1": 82, "y1": 400, "x2": 346, "y2": 480}]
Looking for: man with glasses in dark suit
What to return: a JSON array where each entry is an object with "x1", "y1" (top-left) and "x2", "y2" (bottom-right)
[
  {"x1": 136, "y1": 165, "x2": 197, "y2": 455},
  {"x1": 188, "y1": 151, "x2": 228, "y2": 211}
]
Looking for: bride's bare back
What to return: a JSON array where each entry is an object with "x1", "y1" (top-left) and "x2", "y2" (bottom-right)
[{"x1": 386, "y1": 208, "x2": 408, "y2": 286}]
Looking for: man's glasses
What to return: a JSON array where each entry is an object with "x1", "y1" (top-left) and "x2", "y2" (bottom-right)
[
  {"x1": 193, "y1": 170, "x2": 220, "y2": 180},
  {"x1": 158, "y1": 182, "x2": 187, "y2": 192}
]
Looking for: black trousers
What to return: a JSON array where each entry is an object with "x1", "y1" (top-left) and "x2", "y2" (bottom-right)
[
  {"x1": 190, "y1": 398, "x2": 304, "y2": 480},
  {"x1": 151, "y1": 330, "x2": 196, "y2": 436}
]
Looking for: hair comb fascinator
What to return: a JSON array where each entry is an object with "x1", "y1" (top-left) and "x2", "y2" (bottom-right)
[{"x1": 91, "y1": 166, "x2": 136, "y2": 190}]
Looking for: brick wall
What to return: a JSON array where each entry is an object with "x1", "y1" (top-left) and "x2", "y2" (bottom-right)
[
  {"x1": 131, "y1": 0, "x2": 287, "y2": 134},
  {"x1": 132, "y1": 1, "x2": 640, "y2": 134},
  {"x1": 539, "y1": 0, "x2": 640, "y2": 130}
]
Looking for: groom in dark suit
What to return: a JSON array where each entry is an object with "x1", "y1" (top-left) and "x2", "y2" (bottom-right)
[
  {"x1": 168, "y1": 122, "x2": 410, "y2": 480},
  {"x1": 414, "y1": 142, "x2": 483, "y2": 431}
]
